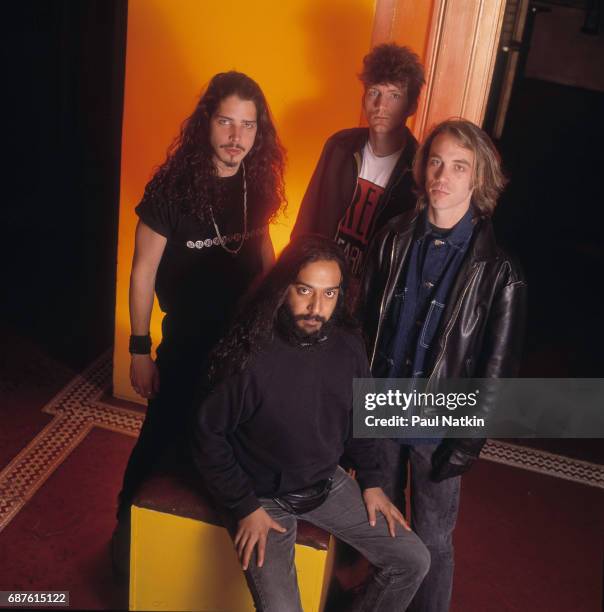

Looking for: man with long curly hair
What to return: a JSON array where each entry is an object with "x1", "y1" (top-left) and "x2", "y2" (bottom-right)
[
  {"x1": 113, "y1": 71, "x2": 286, "y2": 575},
  {"x1": 192, "y1": 234, "x2": 430, "y2": 612},
  {"x1": 359, "y1": 119, "x2": 526, "y2": 611},
  {"x1": 292, "y1": 43, "x2": 425, "y2": 287}
]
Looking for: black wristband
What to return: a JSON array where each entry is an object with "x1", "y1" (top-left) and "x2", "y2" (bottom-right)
[{"x1": 129, "y1": 334, "x2": 152, "y2": 354}]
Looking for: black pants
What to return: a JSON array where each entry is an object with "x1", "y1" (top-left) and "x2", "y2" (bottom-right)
[{"x1": 116, "y1": 343, "x2": 207, "y2": 520}]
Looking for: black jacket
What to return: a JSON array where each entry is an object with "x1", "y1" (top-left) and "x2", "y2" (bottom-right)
[
  {"x1": 358, "y1": 211, "x2": 527, "y2": 477},
  {"x1": 291, "y1": 127, "x2": 417, "y2": 240}
]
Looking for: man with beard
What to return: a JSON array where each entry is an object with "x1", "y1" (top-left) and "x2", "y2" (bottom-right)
[
  {"x1": 192, "y1": 235, "x2": 430, "y2": 612},
  {"x1": 292, "y1": 43, "x2": 425, "y2": 289},
  {"x1": 113, "y1": 71, "x2": 286, "y2": 575},
  {"x1": 359, "y1": 120, "x2": 526, "y2": 611}
]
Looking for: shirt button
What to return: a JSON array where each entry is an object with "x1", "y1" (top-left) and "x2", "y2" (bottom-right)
[
  {"x1": 434, "y1": 239, "x2": 445, "y2": 247},
  {"x1": 415, "y1": 319, "x2": 422, "y2": 327},
  {"x1": 405, "y1": 358, "x2": 412, "y2": 366},
  {"x1": 424, "y1": 281, "x2": 434, "y2": 289}
]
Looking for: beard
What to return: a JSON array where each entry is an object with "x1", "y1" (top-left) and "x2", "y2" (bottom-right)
[{"x1": 275, "y1": 304, "x2": 333, "y2": 346}]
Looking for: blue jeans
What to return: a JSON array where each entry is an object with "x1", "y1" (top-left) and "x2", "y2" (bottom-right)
[
  {"x1": 240, "y1": 467, "x2": 430, "y2": 612},
  {"x1": 380, "y1": 440, "x2": 461, "y2": 612}
]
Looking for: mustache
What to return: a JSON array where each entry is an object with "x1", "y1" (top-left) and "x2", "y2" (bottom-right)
[{"x1": 293, "y1": 314, "x2": 327, "y2": 323}]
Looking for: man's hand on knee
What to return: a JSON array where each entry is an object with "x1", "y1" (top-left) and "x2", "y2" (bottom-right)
[
  {"x1": 362, "y1": 487, "x2": 411, "y2": 537},
  {"x1": 234, "y1": 507, "x2": 287, "y2": 570}
]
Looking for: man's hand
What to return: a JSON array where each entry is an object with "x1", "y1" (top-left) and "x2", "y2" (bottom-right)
[
  {"x1": 130, "y1": 354, "x2": 160, "y2": 399},
  {"x1": 431, "y1": 442, "x2": 477, "y2": 482},
  {"x1": 362, "y1": 487, "x2": 410, "y2": 537},
  {"x1": 234, "y1": 507, "x2": 287, "y2": 570}
]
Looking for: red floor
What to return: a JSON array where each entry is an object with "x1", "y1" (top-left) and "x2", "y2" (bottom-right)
[
  {"x1": 453, "y1": 460, "x2": 603, "y2": 611},
  {"x1": 1, "y1": 352, "x2": 602, "y2": 611},
  {"x1": 1, "y1": 428, "x2": 133, "y2": 610},
  {"x1": 0, "y1": 339, "x2": 73, "y2": 467}
]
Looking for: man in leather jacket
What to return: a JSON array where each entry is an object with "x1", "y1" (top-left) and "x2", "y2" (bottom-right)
[{"x1": 358, "y1": 119, "x2": 527, "y2": 612}]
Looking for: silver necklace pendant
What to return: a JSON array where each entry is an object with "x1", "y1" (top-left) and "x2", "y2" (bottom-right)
[{"x1": 209, "y1": 162, "x2": 248, "y2": 255}]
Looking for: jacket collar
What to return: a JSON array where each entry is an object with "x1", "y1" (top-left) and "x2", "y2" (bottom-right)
[
  {"x1": 416, "y1": 208, "x2": 474, "y2": 248},
  {"x1": 394, "y1": 208, "x2": 499, "y2": 263},
  {"x1": 346, "y1": 126, "x2": 416, "y2": 163},
  {"x1": 469, "y1": 216, "x2": 498, "y2": 261},
  {"x1": 349, "y1": 128, "x2": 416, "y2": 207}
]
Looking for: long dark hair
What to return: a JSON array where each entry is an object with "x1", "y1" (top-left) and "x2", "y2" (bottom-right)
[
  {"x1": 141, "y1": 71, "x2": 286, "y2": 223},
  {"x1": 207, "y1": 235, "x2": 357, "y2": 384}
]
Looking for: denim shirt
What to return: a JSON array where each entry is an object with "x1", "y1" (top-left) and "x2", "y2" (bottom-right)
[
  {"x1": 386, "y1": 208, "x2": 475, "y2": 380},
  {"x1": 383, "y1": 209, "x2": 474, "y2": 445}
]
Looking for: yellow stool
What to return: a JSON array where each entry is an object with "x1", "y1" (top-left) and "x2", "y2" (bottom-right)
[{"x1": 129, "y1": 468, "x2": 335, "y2": 611}]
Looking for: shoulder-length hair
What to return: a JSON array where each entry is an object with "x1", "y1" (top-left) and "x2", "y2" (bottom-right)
[
  {"x1": 413, "y1": 118, "x2": 507, "y2": 219},
  {"x1": 141, "y1": 71, "x2": 286, "y2": 224}
]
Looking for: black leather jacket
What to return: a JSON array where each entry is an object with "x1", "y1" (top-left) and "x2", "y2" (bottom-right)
[{"x1": 359, "y1": 211, "x2": 527, "y2": 477}]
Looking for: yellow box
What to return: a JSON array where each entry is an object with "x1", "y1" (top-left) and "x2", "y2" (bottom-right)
[{"x1": 130, "y1": 504, "x2": 335, "y2": 611}]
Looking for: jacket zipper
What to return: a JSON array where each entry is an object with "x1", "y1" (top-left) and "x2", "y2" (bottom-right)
[
  {"x1": 336, "y1": 151, "x2": 363, "y2": 240},
  {"x1": 370, "y1": 235, "x2": 398, "y2": 369},
  {"x1": 374, "y1": 163, "x2": 409, "y2": 230}
]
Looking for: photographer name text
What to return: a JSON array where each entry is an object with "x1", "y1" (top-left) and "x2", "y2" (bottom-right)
[{"x1": 365, "y1": 415, "x2": 485, "y2": 428}]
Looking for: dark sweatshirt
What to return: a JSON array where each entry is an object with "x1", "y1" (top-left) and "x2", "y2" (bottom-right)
[{"x1": 192, "y1": 326, "x2": 382, "y2": 521}]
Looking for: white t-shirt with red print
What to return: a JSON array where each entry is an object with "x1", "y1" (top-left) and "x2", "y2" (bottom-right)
[{"x1": 335, "y1": 141, "x2": 402, "y2": 278}]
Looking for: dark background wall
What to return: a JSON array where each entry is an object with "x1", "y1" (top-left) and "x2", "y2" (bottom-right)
[
  {"x1": 3, "y1": 1, "x2": 127, "y2": 368},
  {"x1": 486, "y1": 0, "x2": 604, "y2": 377}
]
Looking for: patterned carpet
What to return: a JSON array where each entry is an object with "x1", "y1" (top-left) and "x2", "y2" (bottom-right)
[
  {"x1": 2, "y1": 352, "x2": 602, "y2": 536},
  {"x1": 0, "y1": 352, "x2": 142, "y2": 534}
]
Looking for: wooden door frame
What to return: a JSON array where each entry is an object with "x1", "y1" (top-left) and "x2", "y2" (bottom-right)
[{"x1": 373, "y1": 0, "x2": 507, "y2": 140}]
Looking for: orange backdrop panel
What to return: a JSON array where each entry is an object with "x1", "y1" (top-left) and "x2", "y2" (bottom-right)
[{"x1": 113, "y1": 0, "x2": 434, "y2": 402}]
